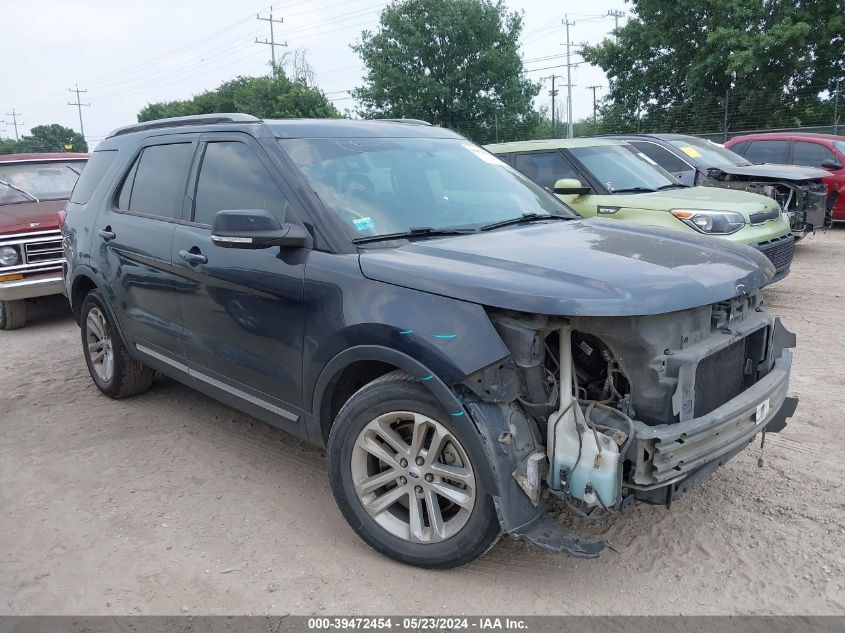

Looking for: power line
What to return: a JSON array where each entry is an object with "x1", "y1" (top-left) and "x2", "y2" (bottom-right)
[
  {"x1": 256, "y1": 5, "x2": 287, "y2": 71},
  {"x1": 5, "y1": 109, "x2": 22, "y2": 141},
  {"x1": 68, "y1": 84, "x2": 91, "y2": 140}
]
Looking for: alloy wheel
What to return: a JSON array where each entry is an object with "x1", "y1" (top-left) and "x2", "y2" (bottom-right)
[
  {"x1": 86, "y1": 306, "x2": 114, "y2": 383},
  {"x1": 350, "y1": 411, "x2": 476, "y2": 544}
]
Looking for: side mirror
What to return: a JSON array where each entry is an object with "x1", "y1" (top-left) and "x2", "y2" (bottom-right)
[
  {"x1": 553, "y1": 178, "x2": 591, "y2": 196},
  {"x1": 211, "y1": 209, "x2": 311, "y2": 249},
  {"x1": 820, "y1": 158, "x2": 843, "y2": 170}
]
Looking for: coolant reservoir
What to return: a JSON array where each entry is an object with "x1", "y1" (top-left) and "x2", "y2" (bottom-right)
[{"x1": 548, "y1": 324, "x2": 621, "y2": 507}]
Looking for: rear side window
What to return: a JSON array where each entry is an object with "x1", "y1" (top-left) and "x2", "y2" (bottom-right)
[
  {"x1": 71, "y1": 153, "x2": 113, "y2": 204},
  {"x1": 513, "y1": 151, "x2": 579, "y2": 190},
  {"x1": 744, "y1": 140, "x2": 789, "y2": 164},
  {"x1": 117, "y1": 143, "x2": 194, "y2": 219},
  {"x1": 792, "y1": 141, "x2": 836, "y2": 168},
  {"x1": 193, "y1": 141, "x2": 286, "y2": 226},
  {"x1": 628, "y1": 141, "x2": 691, "y2": 173}
]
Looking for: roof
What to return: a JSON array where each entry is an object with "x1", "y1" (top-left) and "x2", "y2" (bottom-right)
[
  {"x1": 105, "y1": 113, "x2": 460, "y2": 140},
  {"x1": 0, "y1": 152, "x2": 89, "y2": 163},
  {"x1": 485, "y1": 138, "x2": 627, "y2": 152},
  {"x1": 727, "y1": 132, "x2": 845, "y2": 142},
  {"x1": 601, "y1": 133, "x2": 697, "y2": 141}
]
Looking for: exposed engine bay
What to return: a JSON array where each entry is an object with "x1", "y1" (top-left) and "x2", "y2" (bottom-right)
[
  {"x1": 460, "y1": 293, "x2": 797, "y2": 555},
  {"x1": 703, "y1": 168, "x2": 831, "y2": 238}
]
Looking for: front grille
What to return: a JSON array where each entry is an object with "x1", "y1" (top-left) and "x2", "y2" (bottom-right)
[
  {"x1": 694, "y1": 337, "x2": 748, "y2": 418},
  {"x1": 756, "y1": 234, "x2": 794, "y2": 272},
  {"x1": 24, "y1": 238, "x2": 63, "y2": 265}
]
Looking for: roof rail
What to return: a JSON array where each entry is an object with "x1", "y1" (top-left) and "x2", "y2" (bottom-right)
[
  {"x1": 107, "y1": 113, "x2": 261, "y2": 138},
  {"x1": 378, "y1": 118, "x2": 433, "y2": 126}
]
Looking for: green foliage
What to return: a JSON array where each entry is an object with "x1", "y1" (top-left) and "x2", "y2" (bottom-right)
[
  {"x1": 137, "y1": 70, "x2": 341, "y2": 122},
  {"x1": 0, "y1": 124, "x2": 88, "y2": 154},
  {"x1": 352, "y1": 0, "x2": 541, "y2": 144},
  {"x1": 581, "y1": 0, "x2": 845, "y2": 134}
]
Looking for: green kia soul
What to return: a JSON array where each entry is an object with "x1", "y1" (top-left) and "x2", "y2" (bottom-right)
[{"x1": 486, "y1": 138, "x2": 795, "y2": 280}]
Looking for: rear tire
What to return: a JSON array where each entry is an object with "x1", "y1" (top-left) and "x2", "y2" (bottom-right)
[
  {"x1": 80, "y1": 290, "x2": 154, "y2": 399},
  {"x1": 327, "y1": 370, "x2": 500, "y2": 568},
  {"x1": 0, "y1": 300, "x2": 27, "y2": 330}
]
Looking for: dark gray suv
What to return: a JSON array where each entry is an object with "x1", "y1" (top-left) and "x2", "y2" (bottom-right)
[{"x1": 62, "y1": 114, "x2": 797, "y2": 568}]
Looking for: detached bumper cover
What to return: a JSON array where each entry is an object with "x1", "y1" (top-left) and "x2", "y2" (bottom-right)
[
  {"x1": 0, "y1": 273, "x2": 64, "y2": 301},
  {"x1": 632, "y1": 349, "x2": 793, "y2": 486}
]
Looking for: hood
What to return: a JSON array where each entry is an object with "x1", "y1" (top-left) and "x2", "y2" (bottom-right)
[
  {"x1": 359, "y1": 219, "x2": 774, "y2": 317},
  {"x1": 620, "y1": 185, "x2": 780, "y2": 215},
  {"x1": 708, "y1": 163, "x2": 829, "y2": 181},
  {"x1": 0, "y1": 200, "x2": 64, "y2": 236}
]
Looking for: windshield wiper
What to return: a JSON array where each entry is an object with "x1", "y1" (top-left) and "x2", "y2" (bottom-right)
[
  {"x1": 0, "y1": 179, "x2": 39, "y2": 202},
  {"x1": 609, "y1": 187, "x2": 657, "y2": 194},
  {"x1": 480, "y1": 212, "x2": 569, "y2": 232},
  {"x1": 656, "y1": 183, "x2": 688, "y2": 190},
  {"x1": 352, "y1": 226, "x2": 477, "y2": 244}
]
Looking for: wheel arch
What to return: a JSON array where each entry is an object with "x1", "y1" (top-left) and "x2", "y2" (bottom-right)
[
  {"x1": 312, "y1": 345, "x2": 467, "y2": 445},
  {"x1": 312, "y1": 345, "x2": 499, "y2": 493}
]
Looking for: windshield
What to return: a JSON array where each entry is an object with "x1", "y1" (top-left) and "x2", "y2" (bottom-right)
[
  {"x1": 569, "y1": 144, "x2": 681, "y2": 193},
  {"x1": 667, "y1": 138, "x2": 749, "y2": 167},
  {"x1": 834, "y1": 141, "x2": 845, "y2": 157},
  {"x1": 0, "y1": 160, "x2": 87, "y2": 205},
  {"x1": 279, "y1": 137, "x2": 576, "y2": 240}
]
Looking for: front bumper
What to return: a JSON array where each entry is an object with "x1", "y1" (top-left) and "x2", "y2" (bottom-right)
[
  {"x1": 752, "y1": 233, "x2": 794, "y2": 281},
  {"x1": 0, "y1": 272, "x2": 64, "y2": 301},
  {"x1": 631, "y1": 348, "x2": 793, "y2": 486}
]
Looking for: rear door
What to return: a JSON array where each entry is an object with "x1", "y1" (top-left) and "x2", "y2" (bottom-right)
[
  {"x1": 94, "y1": 134, "x2": 198, "y2": 356},
  {"x1": 171, "y1": 132, "x2": 307, "y2": 418}
]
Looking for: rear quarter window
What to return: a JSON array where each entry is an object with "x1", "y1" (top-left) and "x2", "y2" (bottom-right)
[{"x1": 69, "y1": 151, "x2": 117, "y2": 204}]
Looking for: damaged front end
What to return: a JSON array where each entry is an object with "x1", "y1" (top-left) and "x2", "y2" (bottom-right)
[
  {"x1": 702, "y1": 168, "x2": 831, "y2": 239},
  {"x1": 458, "y1": 293, "x2": 797, "y2": 557}
]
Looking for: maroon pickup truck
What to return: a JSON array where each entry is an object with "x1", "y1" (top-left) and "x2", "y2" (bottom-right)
[{"x1": 0, "y1": 152, "x2": 88, "y2": 329}]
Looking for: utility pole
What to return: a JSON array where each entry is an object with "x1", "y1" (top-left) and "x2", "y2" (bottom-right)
[
  {"x1": 256, "y1": 6, "x2": 287, "y2": 73},
  {"x1": 607, "y1": 9, "x2": 625, "y2": 36},
  {"x1": 587, "y1": 85, "x2": 602, "y2": 128},
  {"x1": 562, "y1": 15, "x2": 576, "y2": 138},
  {"x1": 5, "y1": 109, "x2": 22, "y2": 141},
  {"x1": 835, "y1": 79, "x2": 841, "y2": 135},
  {"x1": 68, "y1": 84, "x2": 90, "y2": 141}
]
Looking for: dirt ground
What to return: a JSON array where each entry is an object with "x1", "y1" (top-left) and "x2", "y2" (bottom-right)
[{"x1": 1, "y1": 228, "x2": 844, "y2": 616}]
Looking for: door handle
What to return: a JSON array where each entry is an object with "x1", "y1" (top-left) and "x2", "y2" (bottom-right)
[
  {"x1": 179, "y1": 249, "x2": 208, "y2": 265},
  {"x1": 98, "y1": 228, "x2": 116, "y2": 241}
]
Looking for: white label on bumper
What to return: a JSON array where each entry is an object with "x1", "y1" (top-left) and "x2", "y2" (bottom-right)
[{"x1": 756, "y1": 398, "x2": 771, "y2": 422}]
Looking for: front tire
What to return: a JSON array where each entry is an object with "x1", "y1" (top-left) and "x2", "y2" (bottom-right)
[
  {"x1": 327, "y1": 371, "x2": 500, "y2": 568},
  {"x1": 80, "y1": 290, "x2": 154, "y2": 399},
  {"x1": 0, "y1": 299, "x2": 27, "y2": 330}
]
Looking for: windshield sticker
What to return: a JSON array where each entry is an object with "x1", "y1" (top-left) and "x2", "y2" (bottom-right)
[
  {"x1": 461, "y1": 143, "x2": 506, "y2": 166},
  {"x1": 352, "y1": 217, "x2": 375, "y2": 231},
  {"x1": 679, "y1": 146, "x2": 702, "y2": 158}
]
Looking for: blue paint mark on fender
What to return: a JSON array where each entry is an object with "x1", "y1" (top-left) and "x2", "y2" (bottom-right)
[
  {"x1": 398, "y1": 330, "x2": 414, "y2": 335},
  {"x1": 431, "y1": 333, "x2": 457, "y2": 339},
  {"x1": 451, "y1": 411, "x2": 465, "y2": 417},
  {"x1": 421, "y1": 374, "x2": 434, "y2": 381}
]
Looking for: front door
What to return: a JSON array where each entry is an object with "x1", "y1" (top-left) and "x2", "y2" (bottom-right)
[
  {"x1": 510, "y1": 150, "x2": 603, "y2": 217},
  {"x1": 171, "y1": 133, "x2": 307, "y2": 417}
]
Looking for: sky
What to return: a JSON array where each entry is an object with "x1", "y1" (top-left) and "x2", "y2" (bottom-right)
[{"x1": 2, "y1": 0, "x2": 629, "y2": 149}]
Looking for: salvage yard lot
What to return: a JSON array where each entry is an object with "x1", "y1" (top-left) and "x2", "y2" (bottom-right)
[{"x1": 2, "y1": 228, "x2": 844, "y2": 616}]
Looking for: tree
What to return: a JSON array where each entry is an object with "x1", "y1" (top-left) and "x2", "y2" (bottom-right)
[
  {"x1": 581, "y1": 0, "x2": 845, "y2": 134},
  {"x1": 352, "y1": 0, "x2": 541, "y2": 144},
  {"x1": 137, "y1": 69, "x2": 341, "y2": 122},
  {"x1": 0, "y1": 124, "x2": 87, "y2": 154}
]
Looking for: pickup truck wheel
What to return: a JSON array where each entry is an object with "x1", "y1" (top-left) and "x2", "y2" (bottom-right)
[
  {"x1": 81, "y1": 291, "x2": 153, "y2": 399},
  {"x1": 327, "y1": 371, "x2": 500, "y2": 568},
  {"x1": 0, "y1": 299, "x2": 27, "y2": 330}
]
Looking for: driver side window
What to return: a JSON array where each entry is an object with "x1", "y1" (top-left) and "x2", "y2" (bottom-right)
[{"x1": 193, "y1": 141, "x2": 287, "y2": 226}]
